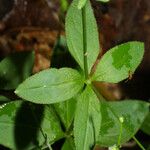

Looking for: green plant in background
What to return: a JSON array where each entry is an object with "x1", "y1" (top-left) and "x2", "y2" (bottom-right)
[{"x1": 0, "y1": 0, "x2": 149, "y2": 150}]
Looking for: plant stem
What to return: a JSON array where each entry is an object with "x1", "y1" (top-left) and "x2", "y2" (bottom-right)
[
  {"x1": 133, "y1": 136, "x2": 146, "y2": 150},
  {"x1": 82, "y1": 5, "x2": 88, "y2": 79}
]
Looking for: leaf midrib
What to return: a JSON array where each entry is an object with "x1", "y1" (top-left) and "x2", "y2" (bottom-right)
[{"x1": 21, "y1": 79, "x2": 83, "y2": 90}]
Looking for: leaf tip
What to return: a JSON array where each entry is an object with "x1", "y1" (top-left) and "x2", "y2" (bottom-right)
[{"x1": 14, "y1": 90, "x2": 18, "y2": 94}]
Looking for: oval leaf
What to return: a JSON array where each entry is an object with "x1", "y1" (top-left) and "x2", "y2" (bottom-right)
[
  {"x1": 0, "y1": 101, "x2": 64, "y2": 149},
  {"x1": 98, "y1": 100, "x2": 149, "y2": 147},
  {"x1": 74, "y1": 86, "x2": 101, "y2": 150},
  {"x1": 66, "y1": 0, "x2": 100, "y2": 73},
  {"x1": 93, "y1": 42, "x2": 144, "y2": 83},
  {"x1": 15, "y1": 68, "x2": 84, "y2": 104},
  {"x1": 0, "y1": 51, "x2": 34, "y2": 90}
]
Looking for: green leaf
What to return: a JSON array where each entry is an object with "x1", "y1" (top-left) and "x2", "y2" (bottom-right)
[
  {"x1": 66, "y1": 0, "x2": 100, "y2": 73},
  {"x1": 93, "y1": 42, "x2": 144, "y2": 83},
  {"x1": 141, "y1": 112, "x2": 150, "y2": 135},
  {"x1": 74, "y1": 86, "x2": 101, "y2": 150},
  {"x1": 98, "y1": 100, "x2": 149, "y2": 147},
  {"x1": 62, "y1": 137, "x2": 75, "y2": 150},
  {"x1": 0, "y1": 51, "x2": 34, "y2": 90},
  {"x1": 78, "y1": 0, "x2": 87, "y2": 9},
  {"x1": 15, "y1": 68, "x2": 84, "y2": 104},
  {"x1": 0, "y1": 101, "x2": 64, "y2": 150},
  {"x1": 54, "y1": 98, "x2": 76, "y2": 129}
]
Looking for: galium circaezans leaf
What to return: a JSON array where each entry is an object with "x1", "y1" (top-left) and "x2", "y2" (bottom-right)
[
  {"x1": 74, "y1": 86, "x2": 101, "y2": 150},
  {"x1": 93, "y1": 42, "x2": 144, "y2": 83},
  {"x1": 66, "y1": 0, "x2": 100, "y2": 74},
  {"x1": 15, "y1": 68, "x2": 84, "y2": 104}
]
